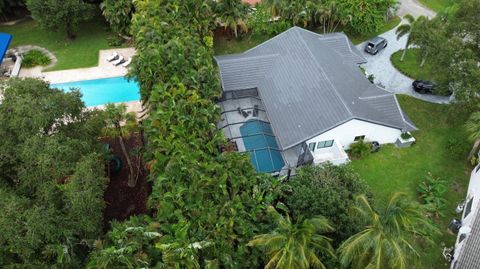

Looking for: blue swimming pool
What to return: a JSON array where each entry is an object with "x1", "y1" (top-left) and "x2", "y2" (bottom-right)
[
  {"x1": 240, "y1": 120, "x2": 285, "y2": 173},
  {"x1": 52, "y1": 76, "x2": 140, "y2": 107}
]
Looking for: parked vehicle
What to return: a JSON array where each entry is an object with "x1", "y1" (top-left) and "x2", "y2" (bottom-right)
[
  {"x1": 364, "y1": 37, "x2": 388, "y2": 55},
  {"x1": 412, "y1": 80, "x2": 436, "y2": 94}
]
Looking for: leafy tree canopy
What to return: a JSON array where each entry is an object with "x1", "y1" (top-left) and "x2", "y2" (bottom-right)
[
  {"x1": 26, "y1": 0, "x2": 95, "y2": 38},
  {"x1": 100, "y1": 0, "x2": 134, "y2": 35},
  {"x1": 0, "y1": 78, "x2": 107, "y2": 267}
]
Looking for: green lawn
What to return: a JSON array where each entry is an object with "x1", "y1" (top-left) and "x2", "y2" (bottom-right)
[
  {"x1": 419, "y1": 0, "x2": 455, "y2": 12},
  {"x1": 350, "y1": 95, "x2": 471, "y2": 268},
  {"x1": 214, "y1": 17, "x2": 401, "y2": 55},
  {"x1": 0, "y1": 17, "x2": 119, "y2": 71},
  {"x1": 391, "y1": 49, "x2": 435, "y2": 80}
]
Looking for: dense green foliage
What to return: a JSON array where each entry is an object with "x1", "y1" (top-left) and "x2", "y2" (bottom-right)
[
  {"x1": 349, "y1": 139, "x2": 371, "y2": 159},
  {"x1": 26, "y1": 0, "x2": 95, "y2": 38},
  {"x1": 417, "y1": 173, "x2": 447, "y2": 217},
  {"x1": 91, "y1": 0, "x2": 273, "y2": 267},
  {"x1": 214, "y1": 0, "x2": 249, "y2": 37},
  {"x1": 100, "y1": 0, "x2": 134, "y2": 35},
  {"x1": 281, "y1": 164, "x2": 371, "y2": 243},
  {"x1": 21, "y1": 49, "x2": 51, "y2": 67},
  {"x1": 338, "y1": 193, "x2": 438, "y2": 269},
  {"x1": 248, "y1": 206, "x2": 334, "y2": 269},
  {"x1": 247, "y1": 3, "x2": 292, "y2": 37},
  {"x1": 0, "y1": 0, "x2": 24, "y2": 16},
  {"x1": 262, "y1": 0, "x2": 396, "y2": 34},
  {"x1": 413, "y1": 0, "x2": 480, "y2": 104},
  {"x1": 0, "y1": 78, "x2": 107, "y2": 267}
]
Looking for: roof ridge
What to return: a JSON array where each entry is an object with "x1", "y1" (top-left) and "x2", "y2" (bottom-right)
[
  {"x1": 244, "y1": 27, "x2": 299, "y2": 54},
  {"x1": 215, "y1": 53, "x2": 279, "y2": 63},
  {"x1": 294, "y1": 27, "x2": 354, "y2": 117}
]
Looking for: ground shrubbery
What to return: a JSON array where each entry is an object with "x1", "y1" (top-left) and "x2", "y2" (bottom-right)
[
  {"x1": 21, "y1": 50, "x2": 51, "y2": 68},
  {"x1": 349, "y1": 139, "x2": 371, "y2": 159}
]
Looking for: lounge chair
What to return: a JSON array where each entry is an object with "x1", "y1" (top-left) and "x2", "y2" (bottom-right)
[
  {"x1": 106, "y1": 52, "x2": 119, "y2": 62},
  {"x1": 122, "y1": 57, "x2": 132, "y2": 67},
  {"x1": 112, "y1": 56, "x2": 124, "y2": 66}
]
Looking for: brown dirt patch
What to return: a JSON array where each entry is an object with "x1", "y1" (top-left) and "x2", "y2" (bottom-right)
[{"x1": 101, "y1": 133, "x2": 151, "y2": 228}]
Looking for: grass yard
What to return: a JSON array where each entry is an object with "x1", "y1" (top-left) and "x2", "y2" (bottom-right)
[
  {"x1": 419, "y1": 0, "x2": 455, "y2": 12},
  {"x1": 0, "y1": 17, "x2": 120, "y2": 71},
  {"x1": 391, "y1": 49, "x2": 435, "y2": 80},
  {"x1": 214, "y1": 17, "x2": 401, "y2": 55},
  {"x1": 350, "y1": 95, "x2": 471, "y2": 268}
]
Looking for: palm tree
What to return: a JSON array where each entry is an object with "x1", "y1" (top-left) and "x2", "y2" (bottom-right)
[
  {"x1": 248, "y1": 206, "x2": 334, "y2": 269},
  {"x1": 466, "y1": 109, "x2": 480, "y2": 160},
  {"x1": 102, "y1": 103, "x2": 139, "y2": 187},
  {"x1": 338, "y1": 193, "x2": 438, "y2": 269},
  {"x1": 215, "y1": 0, "x2": 249, "y2": 38},
  {"x1": 396, "y1": 15, "x2": 428, "y2": 62}
]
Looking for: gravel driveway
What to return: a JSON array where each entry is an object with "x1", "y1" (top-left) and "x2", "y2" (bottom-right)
[{"x1": 356, "y1": 4, "x2": 451, "y2": 104}]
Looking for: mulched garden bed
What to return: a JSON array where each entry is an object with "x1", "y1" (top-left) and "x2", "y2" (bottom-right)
[{"x1": 101, "y1": 133, "x2": 151, "y2": 228}]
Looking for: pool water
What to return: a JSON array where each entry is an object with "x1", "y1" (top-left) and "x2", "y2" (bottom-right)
[
  {"x1": 240, "y1": 120, "x2": 285, "y2": 173},
  {"x1": 52, "y1": 76, "x2": 140, "y2": 107}
]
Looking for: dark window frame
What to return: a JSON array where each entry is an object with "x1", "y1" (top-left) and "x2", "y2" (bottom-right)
[
  {"x1": 308, "y1": 142, "x2": 316, "y2": 152},
  {"x1": 317, "y1": 140, "x2": 334, "y2": 149},
  {"x1": 354, "y1": 135, "x2": 366, "y2": 141},
  {"x1": 464, "y1": 197, "x2": 474, "y2": 218}
]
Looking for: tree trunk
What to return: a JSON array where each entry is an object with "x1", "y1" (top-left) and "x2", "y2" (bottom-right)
[
  {"x1": 323, "y1": 18, "x2": 326, "y2": 34},
  {"x1": 66, "y1": 23, "x2": 76, "y2": 40},
  {"x1": 119, "y1": 135, "x2": 136, "y2": 187},
  {"x1": 420, "y1": 52, "x2": 428, "y2": 67},
  {"x1": 467, "y1": 139, "x2": 480, "y2": 161},
  {"x1": 400, "y1": 44, "x2": 408, "y2": 61}
]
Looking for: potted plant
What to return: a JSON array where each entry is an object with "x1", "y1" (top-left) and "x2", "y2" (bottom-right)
[{"x1": 395, "y1": 132, "x2": 416, "y2": 147}]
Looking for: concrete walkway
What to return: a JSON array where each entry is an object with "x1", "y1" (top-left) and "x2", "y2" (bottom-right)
[{"x1": 356, "y1": 3, "x2": 451, "y2": 104}]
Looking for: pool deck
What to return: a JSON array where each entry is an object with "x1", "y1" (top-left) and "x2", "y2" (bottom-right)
[{"x1": 19, "y1": 47, "x2": 143, "y2": 114}]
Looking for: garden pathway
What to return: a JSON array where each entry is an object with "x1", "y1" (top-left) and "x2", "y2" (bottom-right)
[{"x1": 356, "y1": 5, "x2": 451, "y2": 104}]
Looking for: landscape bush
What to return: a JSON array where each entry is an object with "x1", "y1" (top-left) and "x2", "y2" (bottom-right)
[
  {"x1": 417, "y1": 173, "x2": 447, "y2": 217},
  {"x1": 21, "y1": 50, "x2": 51, "y2": 68},
  {"x1": 349, "y1": 139, "x2": 371, "y2": 159}
]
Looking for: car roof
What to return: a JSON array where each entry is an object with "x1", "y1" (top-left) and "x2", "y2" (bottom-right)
[{"x1": 368, "y1": 36, "x2": 385, "y2": 44}]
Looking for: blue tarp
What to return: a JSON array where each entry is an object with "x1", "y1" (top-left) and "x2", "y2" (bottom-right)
[
  {"x1": 0, "y1": 32, "x2": 12, "y2": 62},
  {"x1": 240, "y1": 120, "x2": 285, "y2": 173}
]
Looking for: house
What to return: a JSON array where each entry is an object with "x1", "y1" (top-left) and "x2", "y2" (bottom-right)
[
  {"x1": 215, "y1": 27, "x2": 417, "y2": 173},
  {"x1": 450, "y1": 165, "x2": 480, "y2": 269}
]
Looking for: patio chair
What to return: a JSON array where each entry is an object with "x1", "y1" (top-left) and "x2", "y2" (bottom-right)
[
  {"x1": 253, "y1": 105, "x2": 259, "y2": 117},
  {"x1": 122, "y1": 57, "x2": 132, "y2": 67},
  {"x1": 112, "y1": 56, "x2": 124, "y2": 66},
  {"x1": 106, "y1": 52, "x2": 119, "y2": 62}
]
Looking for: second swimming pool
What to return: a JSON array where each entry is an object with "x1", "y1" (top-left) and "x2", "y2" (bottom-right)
[{"x1": 52, "y1": 76, "x2": 140, "y2": 107}]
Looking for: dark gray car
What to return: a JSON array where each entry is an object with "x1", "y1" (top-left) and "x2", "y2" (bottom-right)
[{"x1": 364, "y1": 36, "x2": 388, "y2": 55}]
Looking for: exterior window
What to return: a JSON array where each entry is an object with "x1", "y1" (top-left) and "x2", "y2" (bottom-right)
[
  {"x1": 476, "y1": 164, "x2": 480, "y2": 173},
  {"x1": 459, "y1": 233, "x2": 467, "y2": 243},
  {"x1": 317, "y1": 140, "x2": 334, "y2": 149},
  {"x1": 464, "y1": 197, "x2": 474, "y2": 218},
  {"x1": 354, "y1": 135, "x2": 365, "y2": 141},
  {"x1": 308, "y1": 142, "x2": 316, "y2": 152}
]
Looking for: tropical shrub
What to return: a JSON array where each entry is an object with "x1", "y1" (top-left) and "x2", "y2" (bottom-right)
[
  {"x1": 248, "y1": 206, "x2": 335, "y2": 269},
  {"x1": 445, "y1": 136, "x2": 469, "y2": 160},
  {"x1": 21, "y1": 50, "x2": 51, "y2": 68},
  {"x1": 401, "y1": 132, "x2": 412, "y2": 140},
  {"x1": 349, "y1": 139, "x2": 371, "y2": 158},
  {"x1": 339, "y1": 193, "x2": 439, "y2": 269},
  {"x1": 417, "y1": 173, "x2": 447, "y2": 217},
  {"x1": 247, "y1": 3, "x2": 291, "y2": 37},
  {"x1": 281, "y1": 164, "x2": 371, "y2": 243},
  {"x1": 100, "y1": 0, "x2": 134, "y2": 35}
]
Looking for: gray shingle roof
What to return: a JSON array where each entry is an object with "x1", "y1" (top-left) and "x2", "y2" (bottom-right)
[
  {"x1": 215, "y1": 27, "x2": 417, "y2": 150},
  {"x1": 455, "y1": 206, "x2": 480, "y2": 269}
]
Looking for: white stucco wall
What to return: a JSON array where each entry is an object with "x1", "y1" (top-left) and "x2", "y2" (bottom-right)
[
  {"x1": 452, "y1": 165, "x2": 480, "y2": 265},
  {"x1": 306, "y1": 119, "x2": 402, "y2": 149}
]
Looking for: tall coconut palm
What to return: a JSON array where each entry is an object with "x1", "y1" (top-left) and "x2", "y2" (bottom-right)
[
  {"x1": 466, "y1": 109, "x2": 480, "y2": 160},
  {"x1": 338, "y1": 193, "x2": 438, "y2": 269},
  {"x1": 102, "y1": 103, "x2": 139, "y2": 187},
  {"x1": 215, "y1": 0, "x2": 249, "y2": 38},
  {"x1": 248, "y1": 206, "x2": 334, "y2": 269},
  {"x1": 396, "y1": 15, "x2": 428, "y2": 61}
]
